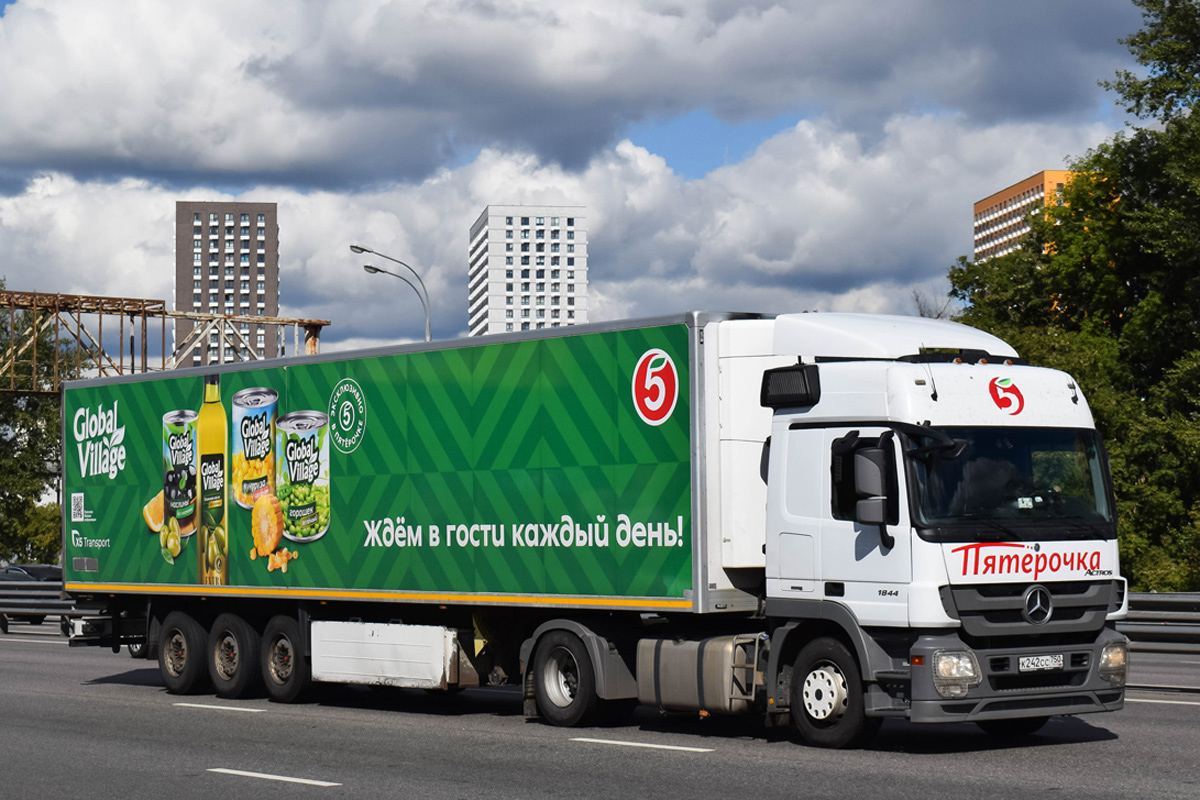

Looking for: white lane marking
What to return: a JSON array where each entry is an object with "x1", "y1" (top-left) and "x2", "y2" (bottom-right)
[
  {"x1": 1126, "y1": 698, "x2": 1200, "y2": 707},
  {"x1": 208, "y1": 768, "x2": 341, "y2": 787},
  {"x1": 571, "y1": 737, "x2": 713, "y2": 753},
  {"x1": 174, "y1": 702, "x2": 264, "y2": 713},
  {"x1": 1130, "y1": 684, "x2": 1200, "y2": 692},
  {"x1": 0, "y1": 637, "x2": 68, "y2": 645}
]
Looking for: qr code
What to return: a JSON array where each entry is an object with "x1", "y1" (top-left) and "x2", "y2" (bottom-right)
[{"x1": 71, "y1": 493, "x2": 86, "y2": 522}]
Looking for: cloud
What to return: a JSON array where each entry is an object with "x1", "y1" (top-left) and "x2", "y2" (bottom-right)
[
  {"x1": 0, "y1": 112, "x2": 1111, "y2": 351},
  {"x1": 0, "y1": 0, "x2": 1140, "y2": 187}
]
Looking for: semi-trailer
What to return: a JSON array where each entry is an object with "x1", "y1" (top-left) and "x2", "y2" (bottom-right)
[{"x1": 63, "y1": 312, "x2": 1127, "y2": 747}]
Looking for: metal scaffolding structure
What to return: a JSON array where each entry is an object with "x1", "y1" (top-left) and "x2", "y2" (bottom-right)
[{"x1": 1, "y1": 290, "x2": 331, "y2": 394}]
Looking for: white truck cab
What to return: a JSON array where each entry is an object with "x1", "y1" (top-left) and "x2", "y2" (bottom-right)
[{"x1": 757, "y1": 314, "x2": 1127, "y2": 745}]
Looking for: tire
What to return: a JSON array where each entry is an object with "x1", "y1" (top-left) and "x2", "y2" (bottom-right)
[
  {"x1": 533, "y1": 630, "x2": 598, "y2": 727},
  {"x1": 790, "y1": 637, "x2": 879, "y2": 749},
  {"x1": 157, "y1": 611, "x2": 209, "y2": 694},
  {"x1": 128, "y1": 640, "x2": 148, "y2": 659},
  {"x1": 208, "y1": 613, "x2": 262, "y2": 699},
  {"x1": 260, "y1": 615, "x2": 310, "y2": 703},
  {"x1": 976, "y1": 716, "x2": 1049, "y2": 737}
]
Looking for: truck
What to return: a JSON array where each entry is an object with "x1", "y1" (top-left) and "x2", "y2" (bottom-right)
[{"x1": 62, "y1": 312, "x2": 1128, "y2": 748}]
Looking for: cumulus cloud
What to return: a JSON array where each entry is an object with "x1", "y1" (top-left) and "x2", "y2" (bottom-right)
[
  {"x1": 0, "y1": 0, "x2": 1139, "y2": 186},
  {"x1": 0, "y1": 112, "x2": 1111, "y2": 351},
  {"x1": 0, "y1": 0, "x2": 1142, "y2": 357}
]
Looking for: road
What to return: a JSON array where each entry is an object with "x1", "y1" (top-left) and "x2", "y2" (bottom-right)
[{"x1": 2, "y1": 622, "x2": 1199, "y2": 800}]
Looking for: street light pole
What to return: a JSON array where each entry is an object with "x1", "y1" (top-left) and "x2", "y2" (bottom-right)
[
  {"x1": 361, "y1": 264, "x2": 432, "y2": 342},
  {"x1": 351, "y1": 245, "x2": 432, "y2": 342}
]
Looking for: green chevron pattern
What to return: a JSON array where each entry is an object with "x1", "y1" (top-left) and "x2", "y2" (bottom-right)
[{"x1": 63, "y1": 324, "x2": 694, "y2": 602}]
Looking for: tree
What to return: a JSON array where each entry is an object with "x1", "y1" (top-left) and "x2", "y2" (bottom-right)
[
  {"x1": 949, "y1": 0, "x2": 1200, "y2": 590},
  {"x1": 0, "y1": 277, "x2": 77, "y2": 564},
  {"x1": 1105, "y1": 0, "x2": 1200, "y2": 123}
]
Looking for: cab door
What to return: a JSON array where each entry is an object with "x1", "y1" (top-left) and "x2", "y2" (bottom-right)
[{"x1": 819, "y1": 426, "x2": 911, "y2": 625}]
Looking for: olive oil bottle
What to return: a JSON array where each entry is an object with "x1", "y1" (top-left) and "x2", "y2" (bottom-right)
[{"x1": 197, "y1": 375, "x2": 229, "y2": 585}]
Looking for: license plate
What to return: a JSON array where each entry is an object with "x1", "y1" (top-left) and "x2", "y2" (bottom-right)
[{"x1": 1019, "y1": 654, "x2": 1064, "y2": 672}]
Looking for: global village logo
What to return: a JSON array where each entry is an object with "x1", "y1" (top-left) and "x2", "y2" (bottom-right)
[
  {"x1": 988, "y1": 377, "x2": 1024, "y2": 416},
  {"x1": 73, "y1": 401, "x2": 127, "y2": 479}
]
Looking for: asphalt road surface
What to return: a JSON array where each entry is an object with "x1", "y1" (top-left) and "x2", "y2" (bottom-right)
[{"x1": 2, "y1": 622, "x2": 1198, "y2": 800}]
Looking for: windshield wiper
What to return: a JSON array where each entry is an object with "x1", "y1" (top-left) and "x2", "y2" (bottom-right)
[
  {"x1": 955, "y1": 513, "x2": 1019, "y2": 540},
  {"x1": 1044, "y1": 516, "x2": 1112, "y2": 539}
]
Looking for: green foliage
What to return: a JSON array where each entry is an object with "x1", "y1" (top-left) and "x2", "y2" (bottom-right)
[
  {"x1": 1105, "y1": 0, "x2": 1200, "y2": 123},
  {"x1": 13, "y1": 503, "x2": 66, "y2": 565},
  {"x1": 0, "y1": 277, "x2": 77, "y2": 564},
  {"x1": 950, "y1": 1, "x2": 1200, "y2": 590}
]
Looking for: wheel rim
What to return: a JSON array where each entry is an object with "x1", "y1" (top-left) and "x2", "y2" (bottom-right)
[
  {"x1": 214, "y1": 632, "x2": 239, "y2": 681},
  {"x1": 164, "y1": 630, "x2": 187, "y2": 678},
  {"x1": 267, "y1": 634, "x2": 293, "y2": 686},
  {"x1": 542, "y1": 646, "x2": 579, "y2": 708},
  {"x1": 802, "y1": 662, "x2": 848, "y2": 722}
]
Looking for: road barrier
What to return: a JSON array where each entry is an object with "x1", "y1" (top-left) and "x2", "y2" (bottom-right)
[
  {"x1": 1119, "y1": 593, "x2": 1200, "y2": 654},
  {"x1": 2, "y1": 582, "x2": 1196, "y2": 653},
  {"x1": 0, "y1": 581, "x2": 73, "y2": 634}
]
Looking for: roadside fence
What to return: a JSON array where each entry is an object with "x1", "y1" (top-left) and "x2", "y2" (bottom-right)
[{"x1": 2, "y1": 582, "x2": 1197, "y2": 653}]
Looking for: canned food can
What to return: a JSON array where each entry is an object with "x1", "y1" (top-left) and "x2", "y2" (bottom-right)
[
  {"x1": 162, "y1": 410, "x2": 199, "y2": 536},
  {"x1": 276, "y1": 410, "x2": 330, "y2": 541},
  {"x1": 232, "y1": 387, "x2": 278, "y2": 509}
]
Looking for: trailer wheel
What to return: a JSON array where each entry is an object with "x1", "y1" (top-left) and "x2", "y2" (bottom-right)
[
  {"x1": 208, "y1": 613, "x2": 262, "y2": 699},
  {"x1": 533, "y1": 630, "x2": 598, "y2": 727},
  {"x1": 790, "y1": 637, "x2": 879, "y2": 749},
  {"x1": 261, "y1": 615, "x2": 310, "y2": 703},
  {"x1": 976, "y1": 716, "x2": 1049, "y2": 738},
  {"x1": 158, "y1": 611, "x2": 209, "y2": 694}
]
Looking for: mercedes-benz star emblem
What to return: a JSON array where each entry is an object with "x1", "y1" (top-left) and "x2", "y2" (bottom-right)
[{"x1": 1022, "y1": 585, "x2": 1053, "y2": 625}]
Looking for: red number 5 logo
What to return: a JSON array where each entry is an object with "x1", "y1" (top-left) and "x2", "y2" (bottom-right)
[
  {"x1": 989, "y1": 377, "x2": 1024, "y2": 415},
  {"x1": 633, "y1": 348, "x2": 678, "y2": 426}
]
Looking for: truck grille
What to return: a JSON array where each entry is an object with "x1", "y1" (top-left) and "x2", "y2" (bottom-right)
[{"x1": 941, "y1": 580, "x2": 1116, "y2": 639}]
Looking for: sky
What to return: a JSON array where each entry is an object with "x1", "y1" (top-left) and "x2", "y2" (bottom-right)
[{"x1": 0, "y1": 0, "x2": 1146, "y2": 350}]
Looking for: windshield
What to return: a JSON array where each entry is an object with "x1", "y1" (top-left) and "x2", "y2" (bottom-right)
[{"x1": 907, "y1": 427, "x2": 1113, "y2": 536}]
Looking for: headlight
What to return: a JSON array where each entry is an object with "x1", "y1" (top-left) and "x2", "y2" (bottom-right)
[
  {"x1": 1100, "y1": 639, "x2": 1128, "y2": 686},
  {"x1": 931, "y1": 650, "x2": 982, "y2": 698}
]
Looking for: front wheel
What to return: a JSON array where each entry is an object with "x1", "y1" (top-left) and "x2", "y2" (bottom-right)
[
  {"x1": 208, "y1": 613, "x2": 262, "y2": 699},
  {"x1": 790, "y1": 637, "x2": 879, "y2": 749},
  {"x1": 533, "y1": 630, "x2": 598, "y2": 727},
  {"x1": 158, "y1": 611, "x2": 209, "y2": 694},
  {"x1": 260, "y1": 615, "x2": 310, "y2": 703}
]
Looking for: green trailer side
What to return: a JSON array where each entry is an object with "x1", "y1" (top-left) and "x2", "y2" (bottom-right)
[{"x1": 63, "y1": 318, "x2": 699, "y2": 611}]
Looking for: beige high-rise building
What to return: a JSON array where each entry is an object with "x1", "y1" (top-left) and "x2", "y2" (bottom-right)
[{"x1": 973, "y1": 171, "x2": 1072, "y2": 261}]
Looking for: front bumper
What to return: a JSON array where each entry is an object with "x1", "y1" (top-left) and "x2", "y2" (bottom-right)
[{"x1": 907, "y1": 626, "x2": 1126, "y2": 723}]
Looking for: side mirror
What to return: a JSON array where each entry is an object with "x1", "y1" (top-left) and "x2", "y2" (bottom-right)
[{"x1": 854, "y1": 433, "x2": 896, "y2": 549}]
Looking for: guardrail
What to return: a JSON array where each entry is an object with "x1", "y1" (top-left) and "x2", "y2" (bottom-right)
[
  {"x1": 0, "y1": 582, "x2": 73, "y2": 634},
  {"x1": 2, "y1": 583, "x2": 1197, "y2": 653},
  {"x1": 1119, "y1": 592, "x2": 1200, "y2": 654}
]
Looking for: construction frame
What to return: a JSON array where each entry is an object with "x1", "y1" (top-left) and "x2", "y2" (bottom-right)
[{"x1": 1, "y1": 290, "x2": 330, "y2": 394}]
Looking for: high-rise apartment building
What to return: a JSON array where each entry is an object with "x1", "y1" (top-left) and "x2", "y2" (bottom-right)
[
  {"x1": 973, "y1": 170, "x2": 1072, "y2": 261},
  {"x1": 174, "y1": 201, "x2": 280, "y2": 365},
  {"x1": 468, "y1": 205, "x2": 588, "y2": 336}
]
